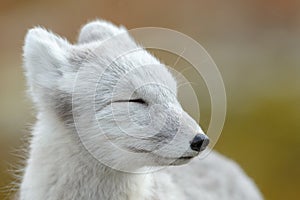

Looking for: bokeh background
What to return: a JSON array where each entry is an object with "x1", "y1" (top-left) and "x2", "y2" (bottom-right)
[{"x1": 0, "y1": 0, "x2": 299, "y2": 199}]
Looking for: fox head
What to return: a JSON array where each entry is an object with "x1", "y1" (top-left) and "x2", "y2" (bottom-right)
[{"x1": 23, "y1": 20, "x2": 209, "y2": 171}]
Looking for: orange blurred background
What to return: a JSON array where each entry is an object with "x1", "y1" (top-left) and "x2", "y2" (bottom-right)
[{"x1": 0, "y1": 0, "x2": 299, "y2": 199}]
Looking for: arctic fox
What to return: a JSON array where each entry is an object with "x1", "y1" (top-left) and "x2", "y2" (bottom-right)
[{"x1": 20, "y1": 20, "x2": 263, "y2": 200}]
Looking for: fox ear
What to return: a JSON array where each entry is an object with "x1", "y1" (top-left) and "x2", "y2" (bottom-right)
[
  {"x1": 23, "y1": 27, "x2": 71, "y2": 89},
  {"x1": 23, "y1": 27, "x2": 72, "y2": 107},
  {"x1": 77, "y1": 20, "x2": 126, "y2": 44}
]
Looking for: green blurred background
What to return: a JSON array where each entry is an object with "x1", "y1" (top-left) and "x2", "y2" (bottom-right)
[{"x1": 0, "y1": 0, "x2": 299, "y2": 199}]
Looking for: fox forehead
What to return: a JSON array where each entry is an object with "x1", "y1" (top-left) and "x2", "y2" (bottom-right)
[{"x1": 71, "y1": 42, "x2": 178, "y2": 102}]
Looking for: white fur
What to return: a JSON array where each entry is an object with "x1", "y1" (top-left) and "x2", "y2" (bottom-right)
[{"x1": 20, "y1": 20, "x2": 263, "y2": 200}]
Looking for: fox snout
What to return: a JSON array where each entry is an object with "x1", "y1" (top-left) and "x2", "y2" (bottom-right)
[{"x1": 190, "y1": 134, "x2": 210, "y2": 152}]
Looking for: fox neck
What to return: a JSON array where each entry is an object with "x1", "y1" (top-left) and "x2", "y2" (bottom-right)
[{"x1": 21, "y1": 111, "x2": 155, "y2": 200}]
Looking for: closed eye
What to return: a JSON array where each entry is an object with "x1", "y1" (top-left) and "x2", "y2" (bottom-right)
[{"x1": 113, "y1": 98, "x2": 148, "y2": 105}]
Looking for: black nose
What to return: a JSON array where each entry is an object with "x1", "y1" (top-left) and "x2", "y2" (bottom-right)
[{"x1": 190, "y1": 134, "x2": 210, "y2": 152}]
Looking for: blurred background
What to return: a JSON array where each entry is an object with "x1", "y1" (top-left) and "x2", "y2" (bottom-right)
[{"x1": 0, "y1": 0, "x2": 299, "y2": 199}]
